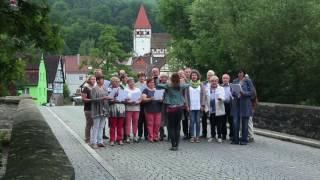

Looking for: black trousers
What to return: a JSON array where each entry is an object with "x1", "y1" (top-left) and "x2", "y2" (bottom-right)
[
  {"x1": 182, "y1": 109, "x2": 189, "y2": 137},
  {"x1": 223, "y1": 103, "x2": 233, "y2": 138},
  {"x1": 201, "y1": 112, "x2": 208, "y2": 137},
  {"x1": 168, "y1": 108, "x2": 183, "y2": 147},
  {"x1": 138, "y1": 106, "x2": 148, "y2": 138},
  {"x1": 209, "y1": 113, "x2": 224, "y2": 138}
]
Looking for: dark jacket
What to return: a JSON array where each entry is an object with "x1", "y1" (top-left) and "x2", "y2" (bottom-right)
[{"x1": 231, "y1": 78, "x2": 255, "y2": 117}]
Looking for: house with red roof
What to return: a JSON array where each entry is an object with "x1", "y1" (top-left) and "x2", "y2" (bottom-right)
[
  {"x1": 20, "y1": 55, "x2": 65, "y2": 105},
  {"x1": 132, "y1": 5, "x2": 171, "y2": 76},
  {"x1": 64, "y1": 54, "x2": 91, "y2": 96}
]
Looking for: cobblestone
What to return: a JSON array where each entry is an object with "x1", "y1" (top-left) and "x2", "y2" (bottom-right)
[{"x1": 42, "y1": 106, "x2": 320, "y2": 180}]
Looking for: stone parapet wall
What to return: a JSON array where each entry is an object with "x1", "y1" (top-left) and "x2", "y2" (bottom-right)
[
  {"x1": 3, "y1": 99, "x2": 74, "y2": 179},
  {"x1": 254, "y1": 102, "x2": 320, "y2": 140}
]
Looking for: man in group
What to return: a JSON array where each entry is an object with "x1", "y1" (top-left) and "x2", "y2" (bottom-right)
[
  {"x1": 201, "y1": 70, "x2": 215, "y2": 138},
  {"x1": 177, "y1": 69, "x2": 189, "y2": 139},
  {"x1": 159, "y1": 73, "x2": 169, "y2": 141},
  {"x1": 184, "y1": 67, "x2": 192, "y2": 83},
  {"x1": 151, "y1": 67, "x2": 160, "y2": 85},
  {"x1": 81, "y1": 75, "x2": 96, "y2": 143},
  {"x1": 136, "y1": 72, "x2": 148, "y2": 141},
  {"x1": 245, "y1": 74, "x2": 257, "y2": 142},
  {"x1": 94, "y1": 69, "x2": 110, "y2": 139},
  {"x1": 221, "y1": 74, "x2": 233, "y2": 140}
]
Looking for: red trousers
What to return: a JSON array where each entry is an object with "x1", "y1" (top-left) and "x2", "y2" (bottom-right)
[
  {"x1": 125, "y1": 111, "x2": 140, "y2": 137},
  {"x1": 109, "y1": 117, "x2": 125, "y2": 142},
  {"x1": 145, "y1": 112, "x2": 161, "y2": 141}
]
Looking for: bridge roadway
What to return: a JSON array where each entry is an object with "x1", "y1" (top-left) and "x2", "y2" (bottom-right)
[{"x1": 39, "y1": 106, "x2": 320, "y2": 180}]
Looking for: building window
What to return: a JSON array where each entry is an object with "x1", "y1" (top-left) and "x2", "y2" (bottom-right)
[
  {"x1": 146, "y1": 31, "x2": 150, "y2": 35},
  {"x1": 79, "y1": 76, "x2": 83, "y2": 81}
]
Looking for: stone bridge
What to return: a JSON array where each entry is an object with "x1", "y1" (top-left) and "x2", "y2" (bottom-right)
[{"x1": 39, "y1": 104, "x2": 320, "y2": 180}]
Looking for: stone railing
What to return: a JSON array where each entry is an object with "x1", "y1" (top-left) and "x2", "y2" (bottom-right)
[
  {"x1": 254, "y1": 102, "x2": 320, "y2": 140},
  {"x1": 3, "y1": 99, "x2": 74, "y2": 179}
]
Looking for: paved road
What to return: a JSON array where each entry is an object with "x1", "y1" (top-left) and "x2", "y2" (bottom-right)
[{"x1": 40, "y1": 106, "x2": 320, "y2": 180}]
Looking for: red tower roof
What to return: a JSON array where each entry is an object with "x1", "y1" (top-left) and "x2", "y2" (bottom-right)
[{"x1": 134, "y1": 5, "x2": 151, "y2": 29}]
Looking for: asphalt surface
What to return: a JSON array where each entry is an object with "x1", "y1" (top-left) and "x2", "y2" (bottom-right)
[{"x1": 40, "y1": 106, "x2": 320, "y2": 180}]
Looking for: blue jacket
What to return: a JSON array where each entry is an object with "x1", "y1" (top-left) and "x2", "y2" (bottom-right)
[{"x1": 231, "y1": 78, "x2": 255, "y2": 117}]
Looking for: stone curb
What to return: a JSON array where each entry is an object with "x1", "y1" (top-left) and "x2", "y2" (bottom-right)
[
  {"x1": 255, "y1": 128, "x2": 320, "y2": 149},
  {"x1": 0, "y1": 96, "x2": 33, "y2": 104}
]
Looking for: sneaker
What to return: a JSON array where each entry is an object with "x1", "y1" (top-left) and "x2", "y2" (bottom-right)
[
  {"x1": 133, "y1": 137, "x2": 139, "y2": 143},
  {"x1": 91, "y1": 144, "x2": 99, "y2": 149},
  {"x1": 190, "y1": 137, "x2": 195, "y2": 143},
  {"x1": 103, "y1": 135, "x2": 109, "y2": 139},
  {"x1": 85, "y1": 139, "x2": 90, "y2": 143},
  {"x1": 240, "y1": 141, "x2": 247, "y2": 145},
  {"x1": 217, "y1": 138, "x2": 222, "y2": 143},
  {"x1": 196, "y1": 137, "x2": 200, "y2": 143},
  {"x1": 119, "y1": 141, "x2": 124, "y2": 145},
  {"x1": 125, "y1": 138, "x2": 131, "y2": 143},
  {"x1": 208, "y1": 137, "x2": 213, "y2": 142},
  {"x1": 110, "y1": 141, "x2": 115, "y2": 146},
  {"x1": 98, "y1": 143, "x2": 106, "y2": 147},
  {"x1": 248, "y1": 137, "x2": 255, "y2": 143}
]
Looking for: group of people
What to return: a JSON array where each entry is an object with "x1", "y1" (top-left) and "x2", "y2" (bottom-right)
[{"x1": 81, "y1": 67, "x2": 257, "y2": 151}]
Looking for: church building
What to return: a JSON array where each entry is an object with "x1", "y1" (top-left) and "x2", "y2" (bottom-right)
[{"x1": 131, "y1": 5, "x2": 171, "y2": 76}]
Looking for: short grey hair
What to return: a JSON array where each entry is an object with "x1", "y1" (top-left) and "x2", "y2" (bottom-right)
[
  {"x1": 127, "y1": 77, "x2": 135, "y2": 82},
  {"x1": 207, "y1": 70, "x2": 215, "y2": 76},
  {"x1": 209, "y1": 75, "x2": 219, "y2": 81}
]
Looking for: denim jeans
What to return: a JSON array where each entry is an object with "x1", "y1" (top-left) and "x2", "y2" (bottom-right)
[
  {"x1": 90, "y1": 116, "x2": 106, "y2": 145},
  {"x1": 232, "y1": 115, "x2": 249, "y2": 143},
  {"x1": 189, "y1": 110, "x2": 201, "y2": 137}
]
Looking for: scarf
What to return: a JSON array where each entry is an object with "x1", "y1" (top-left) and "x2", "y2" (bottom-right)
[{"x1": 190, "y1": 80, "x2": 201, "y2": 88}]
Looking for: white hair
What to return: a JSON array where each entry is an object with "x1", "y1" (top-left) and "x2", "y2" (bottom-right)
[{"x1": 207, "y1": 70, "x2": 215, "y2": 76}]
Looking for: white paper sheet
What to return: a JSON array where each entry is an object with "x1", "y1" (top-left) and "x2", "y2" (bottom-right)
[
  {"x1": 231, "y1": 84, "x2": 242, "y2": 95},
  {"x1": 129, "y1": 91, "x2": 141, "y2": 103},
  {"x1": 153, "y1": 89, "x2": 165, "y2": 100},
  {"x1": 116, "y1": 89, "x2": 128, "y2": 102}
]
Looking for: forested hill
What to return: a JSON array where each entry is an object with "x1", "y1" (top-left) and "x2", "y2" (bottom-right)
[{"x1": 48, "y1": 0, "x2": 162, "y2": 55}]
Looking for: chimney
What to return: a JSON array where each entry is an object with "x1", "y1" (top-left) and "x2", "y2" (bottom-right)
[{"x1": 77, "y1": 54, "x2": 80, "y2": 65}]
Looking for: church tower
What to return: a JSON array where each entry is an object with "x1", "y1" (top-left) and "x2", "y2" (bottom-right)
[{"x1": 133, "y1": 5, "x2": 151, "y2": 56}]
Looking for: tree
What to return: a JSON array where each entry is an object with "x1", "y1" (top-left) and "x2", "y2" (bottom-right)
[
  {"x1": 159, "y1": 0, "x2": 320, "y2": 105},
  {"x1": 0, "y1": 0, "x2": 62, "y2": 95},
  {"x1": 78, "y1": 38, "x2": 95, "y2": 55},
  {"x1": 48, "y1": 0, "x2": 164, "y2": 55},
  {"x1": 81, "y1": 25, "x2": 130, "y2": 77}
]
